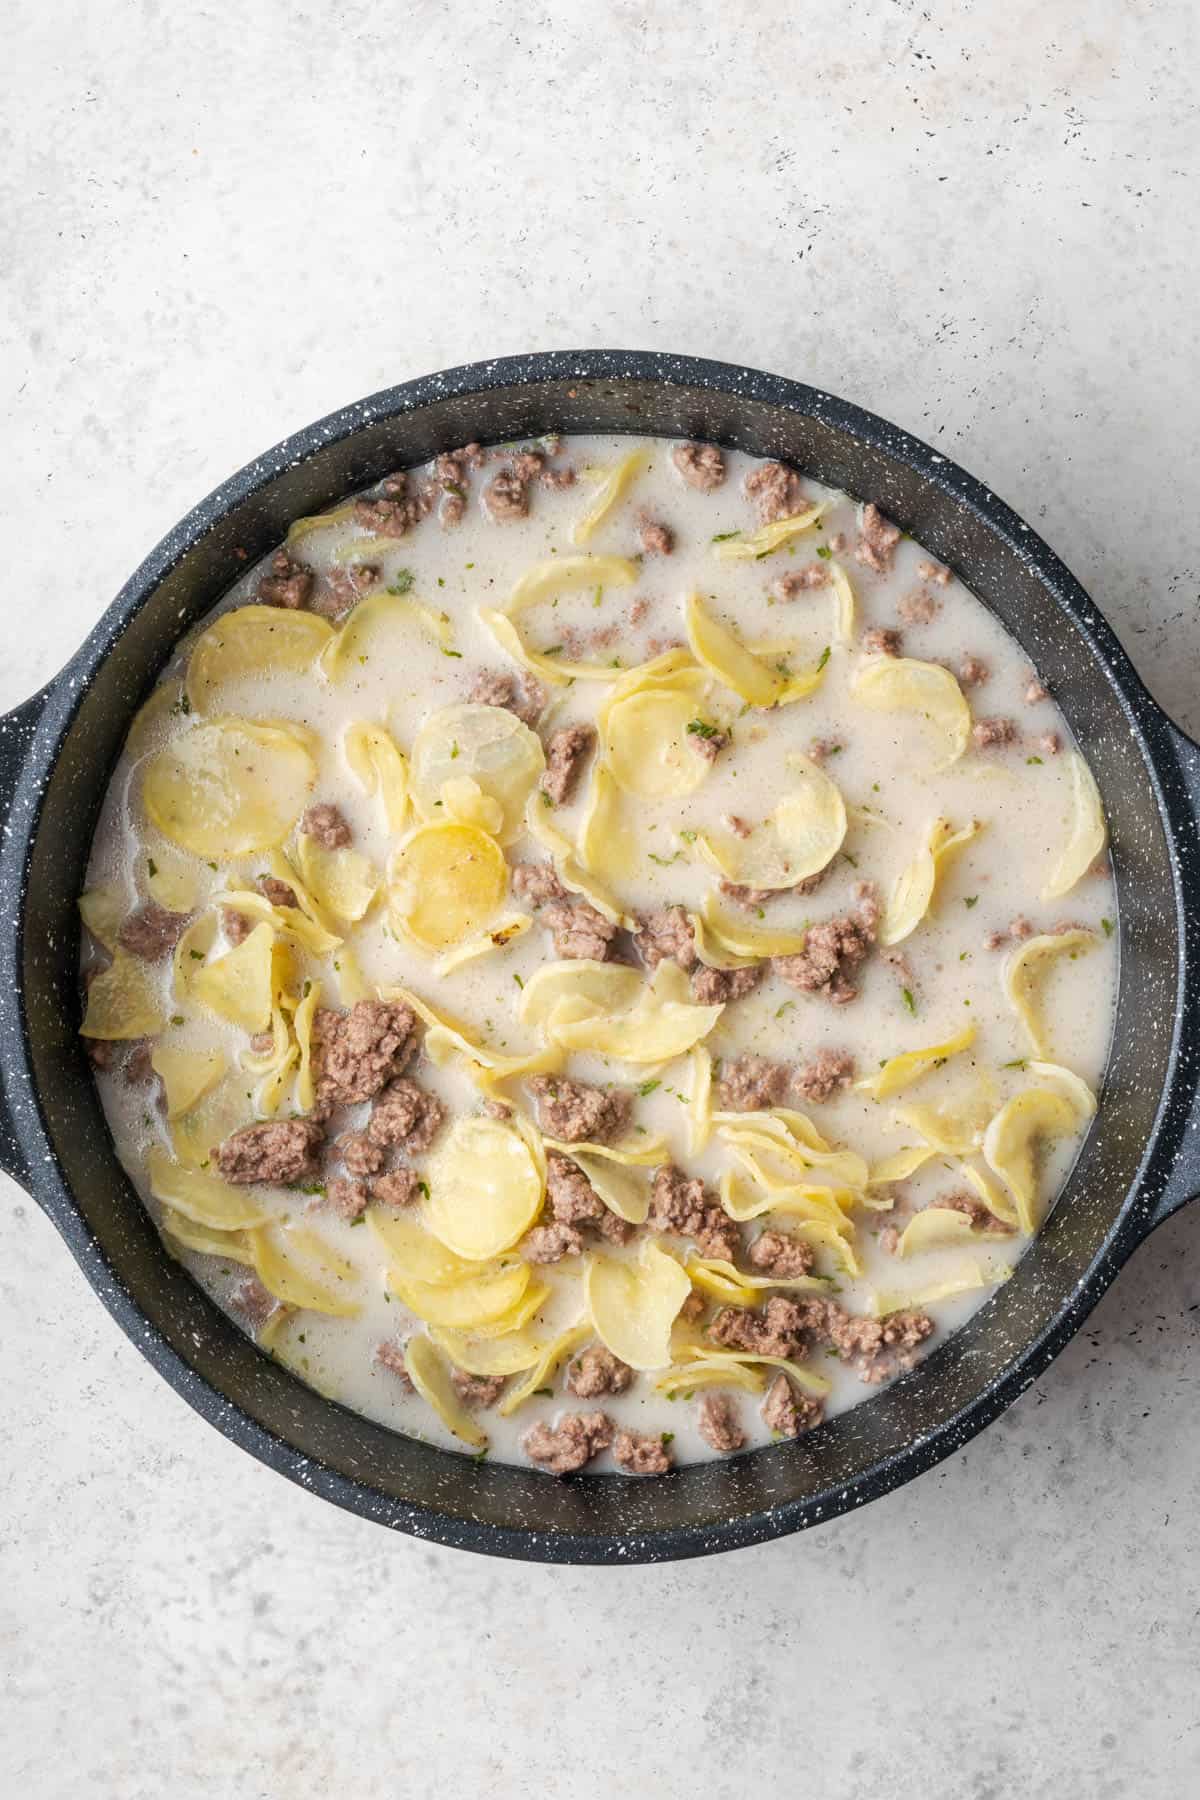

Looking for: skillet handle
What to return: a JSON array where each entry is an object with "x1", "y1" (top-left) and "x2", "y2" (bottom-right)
[
  {"x1": 0, "y1": 682, "x2": 56, "y2": 1191},
  {"x1": 1142, "y1": 716, "x2": 1200, "y2": 1232}
]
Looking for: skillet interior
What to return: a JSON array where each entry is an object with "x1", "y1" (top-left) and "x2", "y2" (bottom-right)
[{"x1": 2, "y1": 354, "x2": 1189, "y2": 1560}]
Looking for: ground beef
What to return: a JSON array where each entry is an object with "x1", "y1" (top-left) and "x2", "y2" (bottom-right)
[
  {"x1": 336, "y1": 1130, "x2": 385, "y2": 1178},
  {"x1": 773, "y1": 883, "x2": 879, "y2": 1004},
  {"x1": 744, "y1": 461, "x2": 804, "y2": 523},
  {"x1": 1039, "y1": 731, "x2": 1062, "y2": 756},
  {"x1": 709, "y1": 1295, "x2": 818, "y2": 1359},
  {"x1": 613, "y1": 1429, "x2": 673, "y2": 1475},
  {"x1": 917, "y1": 559, "x2": 952, "y2": 586},
  {"x1": 633, "y1": 906, "x2": 697, "y2": 971},
  {"x1": 540, "y1": 723, "x2": 595, "y2": 805},
  {"x1": 258, "y1": 874, "x2": 298, "y2": 908},
  {"x1": 545, "y1": 1152, "x2": 604, "y2": 1225},
  {"x1": 327, "y1": 1176, "x2": 369, "y2": 1221},
  {"x1": 231, "y1": 1275, "x2": 279, "y2": 1327},
  {"x1": 931, "y1": 1191, "x2": 1015, "y2": 1234},
  {"x1": 648, "y1": 1164, "x2": 740, "y2": 1261},
  {"x1": 375, "y1": 1339, "x2": 414, "y2": 1390},
  {"x1": 958, "y1": 654, "x2": 989, "y2": 688},
  {"x1": 772, "y1": 565, "x2": 828, "y2": 598},
  {"x1": 747, "y1": 1231, "x2": 817, "y2": 1279},
  {"x1": 450, "y1": 1368, "x2": 507, "y2": 1408},
  {"x1": 522, "y1": 1221, "x2": 586, "y2": 1263},
  {"x1": 317, "y1": 563, "x2": 379, "y2": 620},
  {"x1": 215, "y1": 1118, "x2": 325, "y2": 1185},
  {"x1": 510, "y1": 861, "x2": 567, "y2": 906},
  {"x1": 221, "y1": 905, "x2": 253, "y2": 947},
  {"x1": 679, "y1": 1290, "x2": 706, "y2": 1323},
  {"x1": 690, "y1": 725, "x2": 730, "y2": 764},
  {"x1": 529, "y1": 1077, "x2": 631, "y2": 1144},
  {"x1": 84, "y1": 1036, "x2": 118, "y2": 1071},
  {"x1": 1024, "y1": 674, "x2": 1050, "y2": 705},
  {"x1": 717, "y1": 1054, "x2": 790, "y2": 1112},
  {"x1": 672, "y1": 442, "x2": 725, "y2": 491},
  {"x1": 366, "y1": 1078, "x2": 445, "y2": 1154},
  {"x1": 540, "y1": 898, "x2": 617, "y2": 961},
  {"x1": 826, "y1": 1306, "x2": 934, "y2": 1384},
  {"x1": 541, "y1": 465, "x2": 576, "y2": 490},
  {"x1": 256, "y1": 550, "x2": 314, "y2": 610},
  {"x1": 639, "y1": 516, "x2": 675, "y2": 556},
  {"x1": 373, "y1": 1168, "x2": 421, "y2": 1209},
  {"x1": 124, "y1": 1041, "x2": 157, "y2": 1088},
  {"x1": 808, "y1": 737, "x2": 844, "y2": 765},
  {"x1": 117, "y1": 901, "x2": 191, "y2": 962},
  {"x1": 972, "y1": 716, "x2": 1018, "y2": 750},
  {"x1": 718, "y1": 880, "x2": 776, "y2": 910},
  {"x1": 985, "y1": 914, "x2": 1036, "y2": 950},
  {"x1": 697, "y1": 1392, "x2": 745, "y2": 1454},
  {"x1": 300, "y1": 802, "x2": 352, "y2": 848},
  {"x1": 353, "y1": 476, "x2": 433, "y2": 536},
  {"x1": 313, "y1": 999, "x2": 418, "y2": 1108},
  {"x1": 863, "y1": 626, "x2": 902, "y2": 657},
  {"x1": 792, "y1": 1048, "x2": 856, "y2": 1103},
  {"x1": 483, "y1": 467, "x2": 530, "y2": 521},
  {"x1": 566, "y1": 1344, "x2": 634, "y2": 1399},
  {"x1": 690, "y1": 963, "x2": 764, "y2": 1005},
  {"x1": 761, "y1": 1372, "x2": 824, "y2": 1437},
  {"x1": 898, "y1": 589, "x2": 940, "y2": 625},
  {"x1": 467, "y1": 667, "x2": 545, "y2": 725},
  {"x1": 855, "y1": 502, "x2": 902, "y2": 574},
  {"x1": 523, "y1": 1411, "x2": 614, "y2": 1475}
]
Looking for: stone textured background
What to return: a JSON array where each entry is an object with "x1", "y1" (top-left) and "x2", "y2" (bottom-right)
[{"x1": 2, "y1": 3, "x2": 1198, "y2": 1794}]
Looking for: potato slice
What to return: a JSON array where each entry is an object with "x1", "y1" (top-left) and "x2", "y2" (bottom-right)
[
  {"x1": 387, "y1": 1262, "x2": 532, "y2": 1330},
  {"x1": 586, "y1": 1240, "x2": 693, "y2": 1371},
  {"x1": 519, "y1": 959, "x2": 643, "y2": 1030},
  {"x1": 571, "y1": 449, "x2": 649, "y2": 545},
  {"x1": 851, "y1": 657, "x2": 971, "y2": 770},
  {"x1": 389, "y1": 822, "x2": 507, "y2": 951},
  {"x1": 185, "y1": 604, "x2": 333, "y2": 711},
  {"x1": 191, "y1": 922, "x2": 276, "y2": 1031},
  {"x1": 867, "y1": 1145, "x2": 938, "y2": 1186},
  {"x1": 160, "y1": 1207, "x2": 256, "y2": 1267},
  {"x1": 343, "y1": 721, "x2": 411, "y2": 835},
  {"x1": 555, "y1": 1150, "x2": 651, "y2": 1225},
  {"x1": 983, "y1": 1087, "x2": 1083, "y2": 1234},
  {"x1": 685, "y1": 592, "x2": 826, "y2": 707},
  {"x1": 1002, "y1": 929, "x2": 1096, "y2": 1056},
  {"x1": 250, "y1": 1222, "x2": 362, "y2": 1318},
  {"x1": 408, "y1": 701, "x2": 544, "y2": 842},
  {"x1": 150, "y1": 1046, "x2": 228, "y2": 1119},
  {"x1": 143, "y1": 717, "x2": 315, "y2": 856},
  {"x1": 1042, "y1": 751, "x2": 1107, "y2": 898},
  {"x1": 711, "y1": 501, "x2": 830, "y2": 561},
  {"x1": 126, "y1": 680, "x2": 186, "y2": 759},
  {"x1": 147, "y1": 1145, "x2": 268, "y2": 1230},
  {"x1": 687, "y1": 1257, "x2": 827, "y2": 1306},
  {"x1": 403, "y1": 1335, "x2": 488, "y2": 1450},
  {"x1": 856, "y1": 1022, "x2": 977, "y2": 1100},
  {"x1": 698, "y1": 893, "x2": 810, "y2": 959},
  {"x1": 881, "y1": 817, "x2": 982, "y2": 945},
  {"x1": 506, "y1": 552, "x2": 639, "y2": 613},
  {"x1": 871, "y1": 1260, "x2": 1001, "y2": 1319},
  {"x1": 295, "y1": 834, "x2": 379, "y2": 924},
  {"x1": 324, "y1": 592, "x2": 452, "y2": 679},
  {"x1": 895, "y1": 1208, "x2": 977, "y2": 1257},
  {"x1": 78, "y1": 885, "x2": 125, "y2": 954},
  {"x1": 80, "y1": 949, "x2": 165, "y2": 1040},
  {"x1": 603, "y1": 687, "x2": 715, "y2": 800},
  {"x1": 428, "y1": 1326, "x2": 547, "y2": 1378},
  {"x1": 479, "y1": 608, "x2": 628, "y2": 686},
  {"x1": 424, "y1": 1118, "x2": 544, "y2": 1261},
  {"x1": 697, "y1": 754, "x2": 846, "y2": 889},
  {"x1": 497, "y1": 1322, "x2": 593, "y2": 1417},
  {"x1": 717, "y1": 1170, "x2": 853, "y2": 1229},
  {"x1": 368, "y1": 1211, "x2": 478, "y2": 1286}
]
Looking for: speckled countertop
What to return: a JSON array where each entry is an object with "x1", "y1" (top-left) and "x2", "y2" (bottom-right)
[{"x1": 3, "y1": 4, "x2": 1199, "y2": 1796}]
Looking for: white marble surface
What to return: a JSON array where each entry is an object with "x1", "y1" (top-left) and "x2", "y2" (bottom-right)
[{"x1": 3, "y1": 3, "x2": 1199, "y2": 1795}]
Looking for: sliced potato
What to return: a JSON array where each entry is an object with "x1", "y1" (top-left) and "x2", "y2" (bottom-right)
[
  {"x1": 586, "y1": 1240, "x2": 693, "y2": 1371},
  {"x1": 389, "y1": 822, "x2": 507, "y2": 951},
  {"x1": 408, "y1": 701, "x2": 544, "y2": 842},
  {"x1": 143, "y1": 717, "x2": 315, "y2": 856},
  {"x1": 1043, "y1": 751, "x2": 1106, "y2": 899},
  {"x1": 851, "y1": 657, "x2": 971, "y2": 770},
  {"x1": 185, "y1": 605, "x2": 333, "y2": 711}
]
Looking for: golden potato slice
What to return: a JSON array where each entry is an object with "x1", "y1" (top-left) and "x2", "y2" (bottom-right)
[
  {"x1": 408, "y1": 701, "x2": 544, "y2": 842},
  {"x1": 424, "y1": 1118, "x2": 544, "y2": 1262},
  {"x1": 143, "y1": 717, "x2": 315, "y2": 856},
  {"x1": 389, "y1": 822, "x2": 507, "y2": 951},
  {"x1": 185, "y1": 605, "x2": 333, "y2": 711}
]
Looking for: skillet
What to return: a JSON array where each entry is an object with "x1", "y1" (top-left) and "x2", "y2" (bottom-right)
[{"x1": 2, "y1": 350, "x2": 1198, "y2": 1564}]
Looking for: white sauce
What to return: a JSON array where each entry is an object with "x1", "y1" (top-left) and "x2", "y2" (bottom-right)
[{"x1": 82, "y1": 436, "x2": 1117, "y2": 1471}]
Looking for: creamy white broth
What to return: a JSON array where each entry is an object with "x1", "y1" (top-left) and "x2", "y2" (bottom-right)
[{"x1": 80, "y1": 436, "x2": 1117, "y2": 1472}]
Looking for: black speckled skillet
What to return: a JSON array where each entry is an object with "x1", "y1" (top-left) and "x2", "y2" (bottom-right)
[{"x1": 2, "y1": 351, "x2": 1198, "y2": 1564}]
